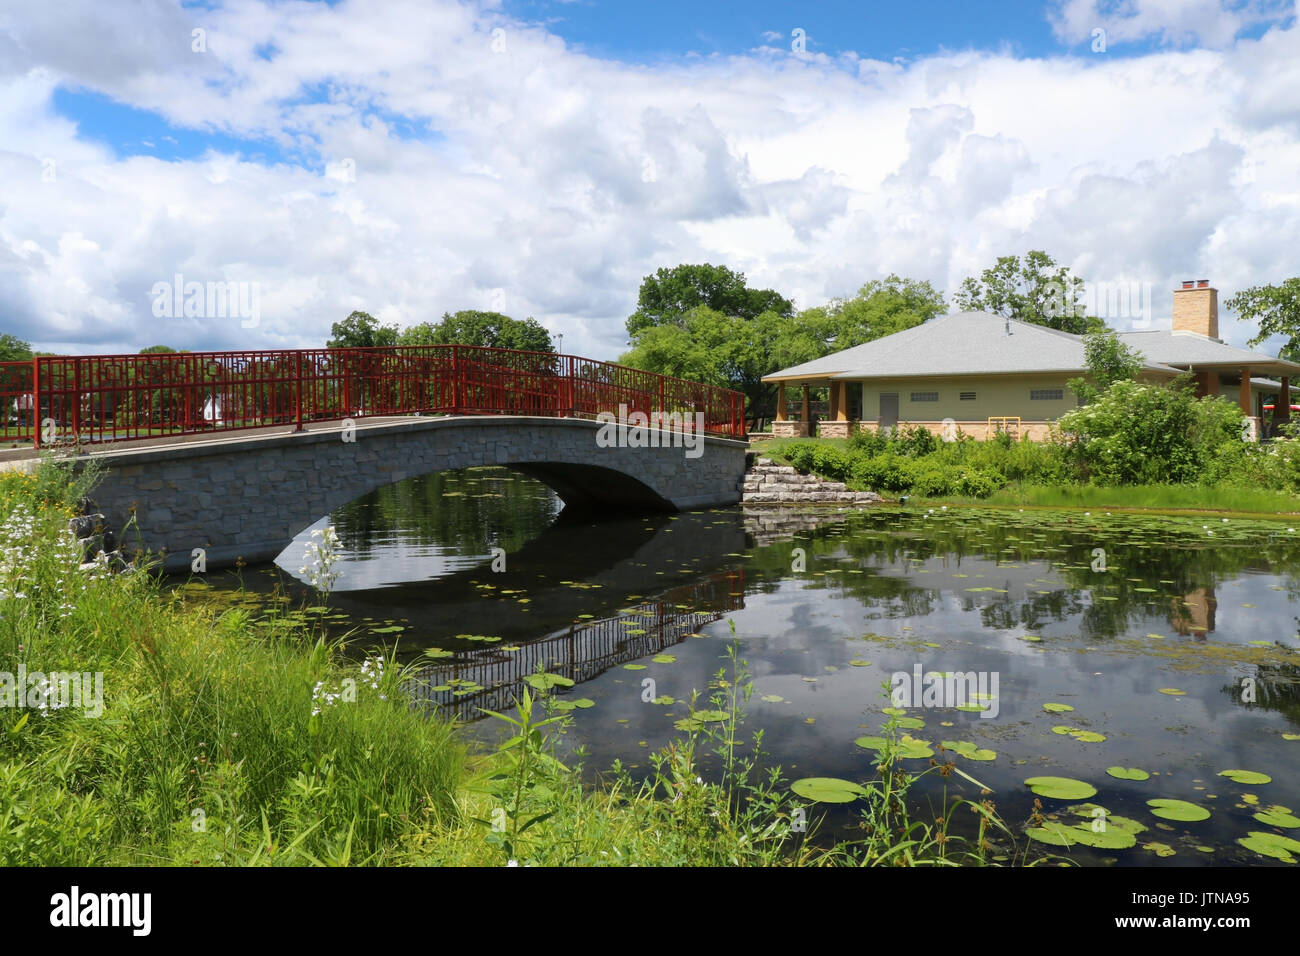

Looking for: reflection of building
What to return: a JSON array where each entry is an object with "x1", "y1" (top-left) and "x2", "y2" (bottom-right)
[
  {"x1": 409, "y1": 569, "x2": 744, "y2": 721},
  {"x1": 1171, "y1": 586, "x2": 1217, "y2": 637}
]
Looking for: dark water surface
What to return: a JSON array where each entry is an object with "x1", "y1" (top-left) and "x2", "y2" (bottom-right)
[{"x1": 188, "y1": 467, "x2": 1300, "y2": 865}]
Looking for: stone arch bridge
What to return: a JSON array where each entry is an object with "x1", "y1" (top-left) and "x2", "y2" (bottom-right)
[{"x1": 74, "y1": 416, "x2": 748, "y2": 572}]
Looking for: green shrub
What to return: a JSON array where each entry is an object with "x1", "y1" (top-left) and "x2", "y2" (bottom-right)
[{"x1": 848, "y1": 429, "x2": 890, "y2": 457}]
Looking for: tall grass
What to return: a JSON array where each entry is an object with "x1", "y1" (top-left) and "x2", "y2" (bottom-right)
[{"x1": 1, "y1": 458, "x2": 1019, "y2": 866}]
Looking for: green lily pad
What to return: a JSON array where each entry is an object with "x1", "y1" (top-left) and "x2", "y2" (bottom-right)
[
  {"x1": 1219, "y1": 769, "x2": 1271, "y2": 785},
  {"x1": 524, "y1": 673, "x2": 575, "y2": 691},
  {"x1": 854, "y1": 736, "x2": 889, "y2": 751},
  {"x1": 1070, "y1": 730, "x2": 1106, "y2": 743},
  {"x1": 1025, "y1": 776, "x2": 1097, "y2": 800},
  {"x1": 1147, "y1": 799, "x2": 1210, "y2": 822},
  {"x1": 1051, "y1": 725, "x2": 1079, "y2": 735},
  {"x1": 690, "y1": 710, "x2": 731, "y2": 723},
  {"x1": 941, "y1": 740, "x2": 997, "y2": 761},
  {"x1": 849, "y1": 659, "x2": 871, "y2": 667},
  {"x1": 1253, "y1": 809, "x2": 1300, "y2": 828},
  {"x1": 1106, "y1": 766, "x2": 1151, "y2": 781},
  {"x1": 623, "y1": 664, "x2": 647, "y2": 671},
  {"x1": 1157, "y1": 688, "x2": 1186, "y2": 696},
  {"x1": 1142, "y1": 841, "x2": 1176, "y2": 857},
  {"x1": 881, "y1": 707, "x2": 907, "y2": 716},
  {"x1": 1026, "y1": 820, "x2": 1136, "y2": 849},
  {"x1": 791, "y1": 777, "x2": 868, "y2": 804},
  {"x1": 423, "y1": 648, "x2": 454, "y2": 659},
  {"x1": 651, "y1": 654, "x2": 676, "y2": 664},
  {"x1": 760, "y1": 694, "x2": 785, "y2": 703},
  {"x1": 571, "y1": 698, "x2": 595, "y2": 709},
  {"x1": 895, "y1": 736, "x2": 935, "y2": 759},
  {"x1": 893, "y1": 716, "x2": 925, "y2": 729},
  {"x1": 1042, "y1": 702, "x2": 1075, "y2": 713},
  {"x1": 1068, "y1": 805, "x2": 1147, "y2": 835},
  {"x1": 1237, "y1": 831, "x2": 1300, "y2": 862}
]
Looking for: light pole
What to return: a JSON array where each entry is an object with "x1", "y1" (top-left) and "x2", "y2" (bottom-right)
[{"x1": 555, "y1": 332, "x2": 563, "y2": 354}]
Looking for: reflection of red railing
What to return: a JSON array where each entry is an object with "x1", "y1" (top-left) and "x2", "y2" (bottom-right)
[{"x1": 22, "y1": 345, "x2": 745, "y2": 447}]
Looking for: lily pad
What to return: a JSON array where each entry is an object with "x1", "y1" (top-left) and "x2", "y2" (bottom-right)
[
  {"x1": 1142, "y1": 841, "x2": 1176, "y2": 857},
  {"x1": 893, "y1": 716, "x2": 925, "y2": 729},
  {"x1": 1042, "y1": 702, "x2": 1075, "y2": 713},
  {"x1": 854, "y1": 735, "x2": 889, "y2": 751},
  {"x1": 941, "y1": 740, "x2": 997, "y2": 761},
  {"x1": 1070, "y1": 730, "x2": 1106, "y2": 743},
  {"x1": 1218, "y1": 769, "x2": 1271, "y2": 785},
  {"x1": 849, "y1": 659, "x2": 871, "y2": 667},
  {"x1": 524, "y1": 673, "x2": 575, "y2": 691},
  {"x1": 1253, "y1": 808, "x2": 1300, "y2": 828},
  {"x1": 760, "y1": 694, "x2": 785, "y2": 703},
  {"x1": 1237, "y1": 831, "x2": 1300, "y2": 862},
  {"x1": 790, "y1": 777, "x2": 868, "y2": 804},
  {"x1": 1025, "y1": 776, "x2": 1097, "y2": 800},
  {"x1": 1026, "y1": 820, "x2": 1136, "y2": 849},
  {"x1": 1157, "y1": 688, "x2": 1187, "y2": 696},
  {"x1": 651, "y1": 654, "x2": 676, "y2": 664},
  {"x1": 1106, "y1": 766, "x2": 1151, "y2": 781},
  {"x1": 1147, "y1": 798, "x2": 1210, "y2": 822}
]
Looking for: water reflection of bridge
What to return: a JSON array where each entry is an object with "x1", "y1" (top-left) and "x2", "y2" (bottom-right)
[{"x1": 407, "y1": 569, "x2": 744, "y2": 721}]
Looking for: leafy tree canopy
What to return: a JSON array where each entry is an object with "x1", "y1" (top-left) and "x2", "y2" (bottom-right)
[
  {"x1": 327, "y1": 310, "x2": 399, "y2": 349},
  {"x1": 620, "y1": 275, "x2": 946, "y2": 424},
  {"x1": 398, "y1": 311, "x2": 553, "y2": 352},
  {"x1": 953, "y1": 250, "x2": 1105, "y2": 334},
  {"x1": 1068, "y1": 330, "x2": 1146, "y2": 405},
  {"x1": 1227, "y1": 277, "x2": 1300, "y2": 363},
  {"x1": 626, "y1": 263, "x2": 793, "y2": 338},
  {"x1": 0, "y1": 334, "x2": 33, "y2": 363},
  {"x1": 139, "y1": 345, "x2": 178, "y2": 354}
]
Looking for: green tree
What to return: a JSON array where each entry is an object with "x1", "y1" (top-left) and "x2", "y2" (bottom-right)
[
  {"x1": 327, "y1": 311, "x2": 399, "y2": 349},
  {"x1": 139, "y1": 345, "x2": 178, "y2": 354},
  {"x1": 626, "y1": 263, "x2": 793, "y2": 338},
  {"x1": 620, "y1": 275, "x2": 946, "y2": 425},
  {"x1": 953, "y1": 250, "x2": 1104, "y2": 334},
  {"x1": 1226, "y1": 278, "x2": 1300, "y2": 362},
  {"x1": 0, "y1": 334, "x2": 33, "y2": 363},
  {"x1": 398, "y1": 311, "x2": 553, "y2": 352},
  {"x1": 1067, "y1": 330, "x2": 1146, "y2": 405}
]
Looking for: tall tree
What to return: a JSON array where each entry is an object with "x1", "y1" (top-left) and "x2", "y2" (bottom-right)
[
  {"x1": 1227, "y1": 278, "x2": 1300, "y2": 362},
  {"x1": 139, "y1": 345, "x2": 178, "y2": 354},
  {"x1": 626, "y1": 263, "x2": 793, "y2": 338},
  {"x1": 620, "y1": 276, "x2": 946, "y2": 425},
  {"x1": 327, "y1": 311, "x2": 399, "y2": 349},
  {"x1": 0, "y1": 334, "x2": 33, "y2": 363},
  {"x1": 398, "y1": 311, "x2": 553, "y2": 352},
  {"x1": 953, "y1": 250, "x2": 1104, "y2": 334}
]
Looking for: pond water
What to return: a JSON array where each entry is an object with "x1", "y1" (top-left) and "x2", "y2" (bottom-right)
[{"x1": 186, "y1": 466, "x2": 1300, "y2": 865}]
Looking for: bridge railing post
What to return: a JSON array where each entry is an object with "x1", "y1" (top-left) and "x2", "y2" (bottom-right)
[
  {"x1": 294, "y1": 351, "x2": 304, "y2": 432},
  {"x1": 31, "y1": 356, "x2": 40, "y2": 449},
  {"x1": 451, "y1": 345, "x2": 461, "y2": 415}
]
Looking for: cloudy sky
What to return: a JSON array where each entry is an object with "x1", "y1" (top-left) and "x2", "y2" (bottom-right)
[{"x1": 1, "y1": 0, "x2": 1297, "y2": 359}]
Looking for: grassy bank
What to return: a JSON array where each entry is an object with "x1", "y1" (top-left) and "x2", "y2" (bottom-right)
[
  {"x1": 752, "y1": 435, "x2": 1300, "y2": 517},
  {"x1": 0, "y1": 458, "x2": 1014, "y2": 866}
]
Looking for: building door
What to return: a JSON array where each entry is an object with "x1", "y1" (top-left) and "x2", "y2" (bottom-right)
[{"x1": 880, "y1": 392, "x2": 898, "y2": 430}]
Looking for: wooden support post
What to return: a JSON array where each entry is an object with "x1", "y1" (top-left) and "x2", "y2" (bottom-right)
[
  {"x1": 835, "y1": 381, "x2": 848, "y2": 421},
  {"x1": 1239, "y1": 366, "x2": 1251, "y2": 415},
  {"x1": 1278, "y1": 377, "x2": 1291, "y2": 430},
  {"x1": 775, "y1": 382, "x2": 787, "y2": 422}
]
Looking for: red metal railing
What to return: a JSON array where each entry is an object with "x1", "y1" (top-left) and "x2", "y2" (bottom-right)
[{"x1": 19, "y1": 345, "x2": 745, "y2": 448}]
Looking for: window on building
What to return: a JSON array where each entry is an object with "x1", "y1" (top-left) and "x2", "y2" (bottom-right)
[
  {"x1": 1030, "y1": 388, "x2": 1064, "y2": 401},
  {"x1": 910, "y1": 391, "x2": 939, "y2": 402},
  {"x1": 959, "y1": 391, "x2": 976, "y2": 401}
]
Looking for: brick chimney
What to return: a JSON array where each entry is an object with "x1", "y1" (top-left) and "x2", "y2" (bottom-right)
[{"x1": 1172, "y1": 279, "x2": 1218, "y2": 338}]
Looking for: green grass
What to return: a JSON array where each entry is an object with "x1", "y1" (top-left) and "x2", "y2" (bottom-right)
[
  {"x1": 921, "y1": 482, "x2": 1300, "y2": 516},
  {"x1": 0, "y1": 457, "x2": 1021, "y2": 866}
]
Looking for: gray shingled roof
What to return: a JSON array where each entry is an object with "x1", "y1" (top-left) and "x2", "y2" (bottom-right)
[
  {"x1": 763, "y1": 312, "x2": 1175, "y2": 381},
  {"x1": 763, "y1": 311, "x2": 1300, "y2": 382},
  {"x1": 1117, "y1": 330, "x2": 1300, "y2": 370}
]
